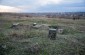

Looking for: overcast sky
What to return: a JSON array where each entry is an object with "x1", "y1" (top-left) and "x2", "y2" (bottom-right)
[{"x1": 0, "y1": 0, "x2": 85, "y2": 13}]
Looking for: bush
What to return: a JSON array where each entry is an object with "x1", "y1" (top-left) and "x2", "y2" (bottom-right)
[
  {"x1": 0, "y1": 44, "x2": 15, "y2": 55},
  {"x1": 62, "y1": 27, "x2": 79, "y2": 35},
  {"x1": 0, "y1": 32, "x2": 5, "y2": 43}
]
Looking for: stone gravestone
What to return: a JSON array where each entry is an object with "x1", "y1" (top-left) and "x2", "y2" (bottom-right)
[
  {"x1": 48, "y1": 29, "x2": 57, "y2": 40},
  {"x1": 49, "y1": 26, "x2": 58, "y2": 29},
  {"x1": 11, "y1": 23, "x2": 19, "y2": 28}
]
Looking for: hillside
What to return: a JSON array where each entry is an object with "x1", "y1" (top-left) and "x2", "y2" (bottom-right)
[{"x1": 0, "y1": 14, "x2": 85, "y2": 55}]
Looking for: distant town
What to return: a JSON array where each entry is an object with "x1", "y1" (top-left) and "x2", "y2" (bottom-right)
[{"x1": 0, "y1": 12, "x2": 85, "y2": 19}]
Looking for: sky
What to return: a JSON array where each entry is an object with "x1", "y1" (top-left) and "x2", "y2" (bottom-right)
[{"x1": 0, "y1": 0, "x2": 85, "y2": 13}]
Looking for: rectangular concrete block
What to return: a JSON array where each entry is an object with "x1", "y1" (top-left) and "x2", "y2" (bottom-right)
[{"x1": 48, "y1": 29, "x2": 57, "y2": 40}]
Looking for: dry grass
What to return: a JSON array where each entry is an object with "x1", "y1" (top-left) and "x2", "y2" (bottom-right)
[{"x1": 0, "y1": 16, "x2": 85, "y2": 55}]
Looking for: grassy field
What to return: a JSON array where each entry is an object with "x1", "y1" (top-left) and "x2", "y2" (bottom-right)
[{"x1": 0, "y1": 17, "x2": 85, "y2": 55}]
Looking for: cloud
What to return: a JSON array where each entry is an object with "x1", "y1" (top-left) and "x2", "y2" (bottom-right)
[
  {"x1": 38, "y1": 5, "x2": 85, "y2": 12},
  {"x1": 66, "y1": 7, "x2": 85, "y2": 10},
  {"x1": 1, "y1": 0, "x2": 84, "y2": 8},
  {"x1": 19, "y1": 0, "x2": 63, "y2": 11},
  {"x1": 62, "y1": 0, "x2": 84, "y2": 4},
  {"x1": 0, "y1": 0, "x2": 85, "y2": 12},
  {"x1": 0, "y1": 0, "x2": 2, "y2": 3},
  {"x1": 35, "y1": 0, "x2": 62, "y2": 6},
  {"x1": 22, "y1": 0, "x2": 84, "y2": 10},
  {"x1": 0, "y1": 5, "x2": 23, "y2": 12},
  {"x1": 32, "y1": 0, "x2": 84, "y2": 6}
]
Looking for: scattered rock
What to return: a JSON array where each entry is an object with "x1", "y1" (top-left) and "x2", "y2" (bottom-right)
[
  {"x1": 58, "y1": 29, "x2": 64, "y2": 34},
  {"x1": 10, "y1": 23, "x2": 20, "y2": 29},
  {"x1": 33, "y1": 23, "x2": 37, "y2": 26}
]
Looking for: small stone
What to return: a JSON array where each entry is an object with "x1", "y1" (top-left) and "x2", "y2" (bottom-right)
[
  {"x1": 33, "y1": 23, "x2": 37, "y2": 26},
  {"x1": 58, "y1": 29, "x2": 64, "y2": 34}
]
